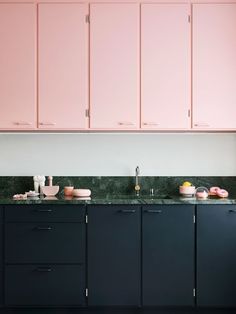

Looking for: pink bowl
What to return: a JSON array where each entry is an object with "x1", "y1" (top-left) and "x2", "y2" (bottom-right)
[
  {"x1": 41, "y1": 186, "x2": 59, "y2": 196},
  {"x1": 73, "y1": 189, "x2": 91, "y2": 198},
  {"x1": 179, "y1": 186, "x2": 196, "y2": 196}
]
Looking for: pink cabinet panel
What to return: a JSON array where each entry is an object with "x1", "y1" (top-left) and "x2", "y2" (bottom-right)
[
  {"x1": 193, "y1": 4, "x2": 236, "y2": 130},
  {"x1": 0, "y1": 4, "x2": 36, "y2": 130},
  {"x1": 141, "y1": 4, "x2": 191, "y2": 130},
  {"x1": 38, "y1": 3, "x2": 88, "y2": 130},
  {"x1": 90, "y1": 3, "x2": 139, "y2": 130}
]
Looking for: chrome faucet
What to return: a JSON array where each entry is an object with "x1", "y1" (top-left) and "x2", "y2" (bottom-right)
[{"x1": 135, "y1": 166, "x2": 140, "y2": 196}]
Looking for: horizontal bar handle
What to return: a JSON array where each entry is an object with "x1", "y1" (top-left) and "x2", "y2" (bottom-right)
[
  {"x1": 118, "y1": 122, "x2": 134, "y2": 126},
  {"x1": 145, "y1": 209, "x2": 162, "y2": 214},
  {"x1": 119, "y1": 209, "x2": 136, "y2": 213},
  {"x1": 34, "y1": 226, "x2": 52, "y2": 231},
  {"x1": 35, "y1": 267, "x2": 52, "y2": 272},
  {"x1": 34, "y1": 209, "x2": 53, "y2": 213},
  {"x1": 143, "y1": 122, "x2": 159, "y2": 126},
  {"x1": 194, "y1": 122, "x2": 210, "y2": 127},
  {"x1": 39, "y1": 122, "x2": 56, "y2": 126},
  {"x1": 229, "y1": 209, "x2": 236, "y2": 213},
  {"x1": 13, "y1": 121, "x2": 32, "y2": 126}
]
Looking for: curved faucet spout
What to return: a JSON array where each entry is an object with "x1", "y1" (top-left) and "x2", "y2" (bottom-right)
[{"x1": 135, "y1": 166, "x2": 140, "y2": 196}]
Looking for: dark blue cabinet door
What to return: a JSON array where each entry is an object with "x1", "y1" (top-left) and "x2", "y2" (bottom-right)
[
  {"x1": 142, "y1": 205, "x2": 195, "y2": 306},
  {"x1": 88, "y1": 205, "x2": 141, "y2": 306},
  {"x1": 197, "y1": 205, "x2": 236, "y2": 307}
]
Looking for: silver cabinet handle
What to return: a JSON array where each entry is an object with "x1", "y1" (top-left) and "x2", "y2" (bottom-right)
[
  {"x1": 143, "y1": 122, "x2": 159, "y2": 126},
  {"x1": 13, "y1": 121, "x2": 32, "y2": 126},
  {"x1": 39, "y1": 122, "x2": 56, "y2": 126},
  {"x1": 35, "y1": 267, "x2": 52, "y2": 272},
  {"x1": 194, "y1": 123, "x2": 210, "y2": 127},
  {"x1": 119, "y1": 209, "x2": 136, "y2": 213},
  {"x1": 118, "y1": 122, "x2": 134, "y2": 126},
  {"x1": 144, "y1": 209, "x2": 162, "y2": 214}
]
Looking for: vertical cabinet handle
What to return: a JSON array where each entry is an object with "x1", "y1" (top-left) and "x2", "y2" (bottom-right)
[{"x1": 144, "y1": 209, "x2": 162, "y2": 214}]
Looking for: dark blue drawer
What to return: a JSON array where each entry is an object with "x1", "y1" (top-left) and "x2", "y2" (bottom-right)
[
  {"x1": 5, "y1": 205, "x2": 85, "y2": 222},
  {"x1": 5, "y1": 264, "x2": 85, "y2": 306},
  {"x1": 5, "y1": 222, "x2": 85, "y2": 263}
]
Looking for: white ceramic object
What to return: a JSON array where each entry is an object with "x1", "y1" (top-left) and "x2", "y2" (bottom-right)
[
  {"x1": 73, "y1": 189, "x2": 91, "y2": 197},
  {"x1": 179, "y1": 186, "x2": 196, "y2": 197},
  {"x1": 41, "y1": 185, "x2": 59, "y2": 196}
]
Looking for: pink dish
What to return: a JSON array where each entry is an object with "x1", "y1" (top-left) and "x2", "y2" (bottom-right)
[
  {"x1": 73, "y1": 189, "x2": 91, "y2": 198},
  {"x1": 41, "y1": 186, "x2": 59, "y2": 196},
  {"x1": 179, "y1": 186, "x2": 196, "y2": 197}
]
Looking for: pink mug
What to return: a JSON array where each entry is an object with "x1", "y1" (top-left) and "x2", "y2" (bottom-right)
[{"x1": 64, "y1": 186, "x2": 74, "y2": 196}]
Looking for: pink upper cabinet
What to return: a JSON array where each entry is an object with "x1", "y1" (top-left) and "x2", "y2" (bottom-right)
[
  {"x1": 90, "y1": 3, "x2": 139, "y2": 130},
  {"x1": 0, "y1": 4, "x2": 36, "y2": 130},
  {"x1": 141, "y1": 4, "x2": 191, "y2": 130},
  {"x1": 38, "y1": 3, "x2": 88, "y2": 130},
  {"x1": 193, "y1": 4, "x2": 236, "y2": 130}
]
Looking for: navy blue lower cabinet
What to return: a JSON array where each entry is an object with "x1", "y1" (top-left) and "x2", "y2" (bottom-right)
[
  {"x1": 197, "y1": 205, "x2": 236, "y2": 307},
  {"x1": 87, "y1": 205, "x2": 141, "y2": 306},
  {"x1": 5, "y1": 264, "x2": 86, "y2": 306},
  {"x1": 142, "y1": 205, "x2": 195, "y2": 306}
]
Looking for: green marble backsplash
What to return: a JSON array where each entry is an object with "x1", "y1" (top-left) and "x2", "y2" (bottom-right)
[{"x1": 0, "y1": 176, "x2": 236, "y2": 198}]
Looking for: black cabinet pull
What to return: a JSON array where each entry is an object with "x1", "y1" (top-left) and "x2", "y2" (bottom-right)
[
  {"x1": 119, "y1": 209, "x2": 136, "y2": 213},
  {"x1": 229, "y1": 209, "x2": 236, "y2": 213},
  {"x1": 34, "y1": 209, "x2": 53, "y2": 213},
  {"x1": 145, "y1": 209, "x2": 162, "y2": 214},
  {"x1": 35, "y1": 267, "x2": 52, "y2": 272},
  {"x1": 34, "y1": 226, "x2": 52, "y2": 231}
]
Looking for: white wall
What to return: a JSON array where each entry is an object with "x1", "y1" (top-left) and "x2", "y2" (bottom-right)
[{"x1": 0, "y1": 133, "x2": 236, "y2": 176}]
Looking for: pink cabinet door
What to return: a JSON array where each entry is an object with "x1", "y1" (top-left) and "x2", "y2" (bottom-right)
[
  {"x1": 90, "y1": 4, "x2": 139, "y2": 130},
  {"x1": 141, "y1": 4, "x2": 191, "y2": 130},
  {"x1": 193, "y1": 4, "x2": 236, "y2": 130},
  {"x1": 38, "y1": 3, "x2": 88, "y2": 130},
  {"x1": 0, "y1": 4, "x2": 36, "y2": 130}
]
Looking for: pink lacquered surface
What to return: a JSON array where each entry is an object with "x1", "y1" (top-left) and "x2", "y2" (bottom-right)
[
  {"x1": 193, "y1": 4, "x2": 236, "y2": 130},
  {"x1": 0, "y1": 4, "x2": 36, "y2": 130},
  {"x1": 38, "y1": 3, "x2": 88, "y2": 130},
  {"x1": 90, "y1": 3, "x2": 139, "y2": 129},
  {"x1": 141, "y1": 4, "x2": 191, "y2": 130}
]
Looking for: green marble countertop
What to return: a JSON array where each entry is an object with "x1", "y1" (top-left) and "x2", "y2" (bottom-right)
[{"x1": 0, "y1": 195, "x2": 236, "y2": 205}]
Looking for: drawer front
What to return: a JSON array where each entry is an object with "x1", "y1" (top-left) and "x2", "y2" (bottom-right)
[
  {"x1": 5, "y1": 205, "x2": 85, "y2": 222},
  {"x1": 5, "y1": 223, "x2": 85, "y2": 263},
  {"x1": 5, "y1": 265, "x2": 85, "y2": 306}
]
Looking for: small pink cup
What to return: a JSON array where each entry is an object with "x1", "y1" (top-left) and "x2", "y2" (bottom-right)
[{"x1": 64, "y1": 186, "x2": 74, "y2": 196}]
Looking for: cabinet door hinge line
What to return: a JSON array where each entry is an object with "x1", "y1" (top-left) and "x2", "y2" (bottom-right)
[
  {"x1": 85, "y1": 288, "x2": 89, "y2": 297},
  {"x1": 85, "y1": 109, "x2": 90, "y2": 118},
  {"x1": 188, "y1": 15, "x2": 191, "y2": 23},
  {"x1": 193, "y1": 288, "x2": 196, "y2": 297},
  {"x1": 193, "y1": 215, "x2": 196, "y2": 224},
  {"x1": 85, "y1": 214, "x2": 88, "y2": 224},
  {"x1": 86, "y1": 14, "x2": 90, "y2": 23}
]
